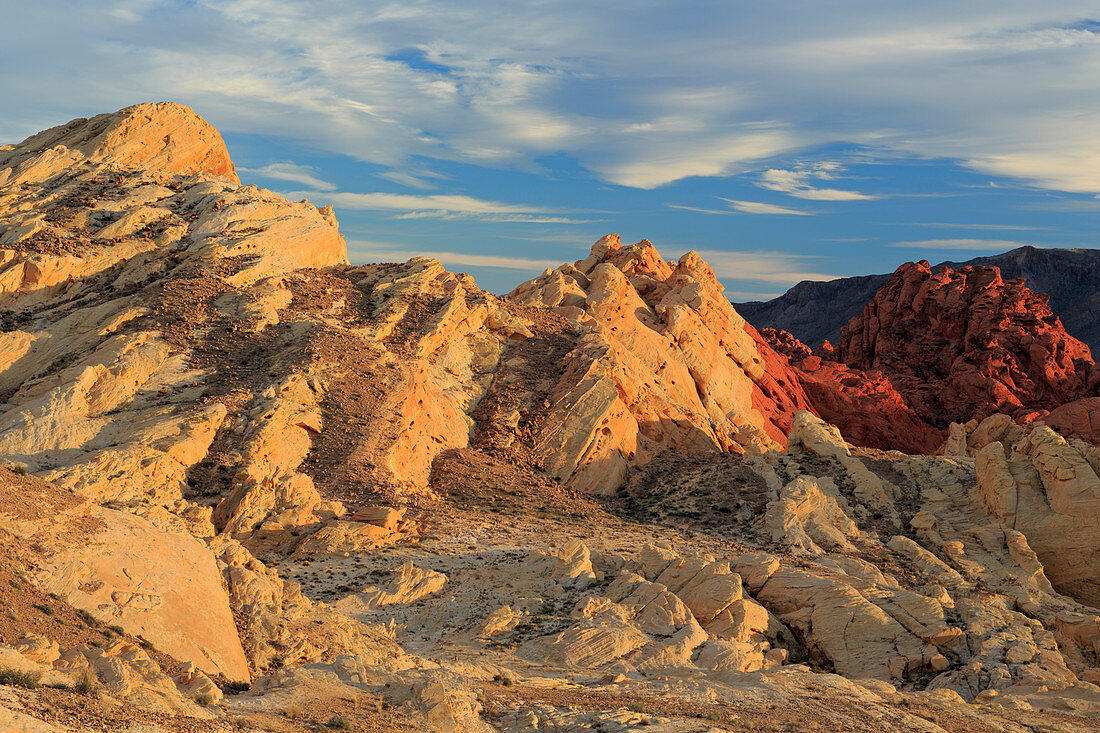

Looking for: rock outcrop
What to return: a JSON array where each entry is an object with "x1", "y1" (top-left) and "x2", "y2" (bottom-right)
[
  {"x1": 736, "y1": 245, "x2": 1100, "y2": 355},
  {"x1": 510, "y1": 236, "x2": 816, "y2": 463},
  {"x1": 949, "y1": 415, "x2": 1100, "y2": 607},
  {"x1": 832, "y1": 260, "x2": 1098, "y2": 429},
  {"x1": 762, "y1": 329, "x2": 944, "y2": 454}
]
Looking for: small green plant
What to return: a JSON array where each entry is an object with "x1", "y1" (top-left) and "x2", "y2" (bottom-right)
[
  {"x1": 194, "y1": 691, "x2": 216, "y2": 707},
  {"x1": 77, "y1": 608, "x2": 98, "y2": 627},
  {"x1": 108, "y1": 625, "x2": 125, "y2": 636},
  {"x1": 0, "y1": 667, "x2": 41, "y2": 689},
  {"x1": 326, "y1": 715, "x2": 352, "y2": 730},
  {"x1": 33, "y1": 603, "x2": 54, "y2": 616},
  {"x1": 74, "y1": 667, "x2": 97, "y2": 694},
  {"x1": 11, "y1": 465, "x2": 27, "y2": 475}
]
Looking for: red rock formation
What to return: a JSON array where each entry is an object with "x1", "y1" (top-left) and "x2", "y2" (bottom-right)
[
  {"x1": 761, "y1": 327, "x2": 811, "y2": 361},
  {"x1": 833, "y1": 261, "x2": 1099, "y2": 428},
  {"x1": 759, "y1": 329, "x2": 942, "y2": 453},
  {"x1": 1040, "y1": 397, "x2": 1100, "y2": 442}
]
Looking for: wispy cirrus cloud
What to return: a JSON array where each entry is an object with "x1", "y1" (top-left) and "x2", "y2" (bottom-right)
[
  {"x1": 889, "y1": 238, "x2": 1032, "y2": 250},
  {"x1": 719, "y1": 198, "x2": 814, "y2": 216},
  {"x1": 347, "y1": 239, "x2": 561, "y2": 270},
  {"x1": 691, "y1": 249, "x2": 838, "y2": 284},
  {"x1": 238, "y1": 162, "x2": 335, "y2": 190},
  {"x1": 758, "y1": 163, "x2": 878, "y2": 201},
  {"x1": 7, "y1": 2, "x2": 1100, "y2": 196},
  {"x1": 285, "y1": 190, "x2": 591, "y2": 223},
  {"x1": 375, "y1": 168, "x2": 447, "y2": 190}
]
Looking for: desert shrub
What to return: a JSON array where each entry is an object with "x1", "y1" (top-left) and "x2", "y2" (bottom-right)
[
  {"x1": 194, "y1": 691, "x2": 216, "y2": 707},
  {"x1": 74, "y1": 667, "x2": 97, "y2": 694},
  {"x1": 326, "y1": 715, "x2": 351, "y2": 730},
  {"x1": 0, "y1": 667, "x2": 41, "y2": 689},
  {"x1": 33, "y1": 603, "x2": 54, "y2": 616}
]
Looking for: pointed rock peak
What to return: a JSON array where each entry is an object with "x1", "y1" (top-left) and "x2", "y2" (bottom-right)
[
  {"x1": 15, "y1": 102, "x2": 238, "y2": 182},
  {"x1": 674, "y1": 250, "x2": 719, "y2": 284},
  {"x1": 594, "y1": 233, "x2": 622, "y2": 254}
]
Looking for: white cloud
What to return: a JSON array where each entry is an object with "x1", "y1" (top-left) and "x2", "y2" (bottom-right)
[
  {"x1": 238, "y1": 162, "x2": 335, "y2": 190},
  {"x1": 718, "y1": 198, "x2": 814, "y2": 216},
  {"x1": 375, "y1": 169, "x2": 446, "y2": 190},
  {"x1": 347, "y1": 239, "x2": 561, "y2": 270},
  {"x1": 758, "y1": 165, "x2": 877, "y2": 201},
  {"x1": 692, "y1": 249, "x2": 838, "y2": 284},
  {"x1": 907, "y1": 222, "x2": 1050, "y2": 230},
  {"x1": 5, "y1": 1, "x2": 1100, "y2": 194},
  {"x1": 290, "y1": 190, "x2": 540, "y2": 214},
  {"x1": 593, "y1": 128, "x2": 797, "y2": 189},
  {"x1": 668, "y1": 204, "x2": 736, "y2": 215},
  {"x1": 889, "y1": 238, "x2": 1029, "y2": 250}
]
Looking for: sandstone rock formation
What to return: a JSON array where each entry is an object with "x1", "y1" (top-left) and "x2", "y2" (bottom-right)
[
  {"x1": 833, "y1": 260, "x2": 1099, "y2": 429},
  {"x1": 946, "y1": 415, "x2": 1100, "y2": 608},
  {"x1": 510, "y1": 236, "x2": 816, "y2": 460},
  {"x1": 737, "y1": 245, "x2": 1100, "y2": 354},
  {"x1": 762, "y1": 328, "x2": 943, "y2": 454}
]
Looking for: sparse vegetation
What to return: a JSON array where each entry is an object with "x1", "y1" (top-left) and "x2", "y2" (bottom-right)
[
  {"x1": 194, "y1": 691, "x2": 216, "y2": 707},
  {"x1": 0, "y1": 667, "x2": 41, "y2": 689},
  {"x1": 326, "y1": 714, "x2": 352, "y2": 730},
  {"x1": 74, "y1": 667, "x2": 97, "y2": 694},
  {"x1": 34, "y1": 602, "x2": 54, "y2": 616}
]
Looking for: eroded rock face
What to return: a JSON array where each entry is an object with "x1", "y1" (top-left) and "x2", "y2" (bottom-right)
[
  {"x1": 510, "y1": 236, "x2": 816, "y2": 474},
  {"x1": 833, "y1": 260, "x2": 1099, "y2": 428},
  {"x1": 1, "y1": 102, "x2": 238, "y2": 183},
  {"x1": 761, "y1": 329, "x2": 944, "y2": 454},
  {"x1": 0, "y1": 468, "x2": 248, "y2": 683},
  {"x1": 962, "y1": 417, "x2": 1100, "y2": 607}
]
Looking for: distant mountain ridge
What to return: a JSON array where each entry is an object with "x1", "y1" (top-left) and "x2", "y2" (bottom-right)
[{"x1": 734, "y1": 246, "x2": 1100, "y2": 353}]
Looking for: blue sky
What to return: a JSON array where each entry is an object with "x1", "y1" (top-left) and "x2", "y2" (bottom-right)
[{"x1": 4, "y1": 1, "x2": 1100, "y2": 297}]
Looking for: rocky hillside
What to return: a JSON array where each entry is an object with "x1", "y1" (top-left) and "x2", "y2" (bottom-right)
[
  {"x1": 1, "y1": 104, "x2": 1099, "y2": 732},
  {"x1": 736, "y1": 246, "x2": 1100, "y2": 353}
]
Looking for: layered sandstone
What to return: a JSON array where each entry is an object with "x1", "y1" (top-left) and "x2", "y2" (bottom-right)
[
  {"x1": 946, "y1": 415, "x2": 1100, "y2": 607},
  {"x1": 510, "y1": 236, "x2": 815, "y2": 461}
]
